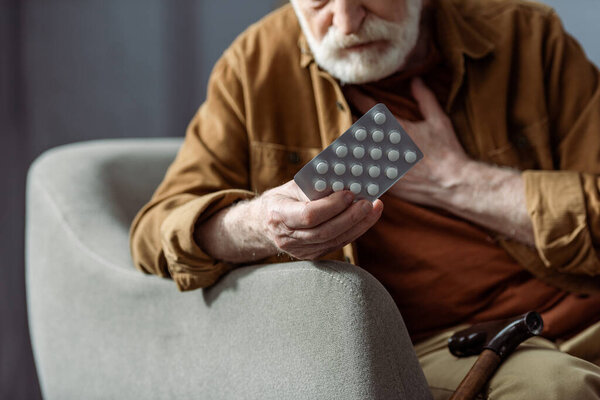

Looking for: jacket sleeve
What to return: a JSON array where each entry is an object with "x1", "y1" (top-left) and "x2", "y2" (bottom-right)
[
  {"x1": 523, "y1": 11, "x2": 600, "y2": 276},
  {"x1": 129, "y1": 50, "x2": 256, "y2": 291}
]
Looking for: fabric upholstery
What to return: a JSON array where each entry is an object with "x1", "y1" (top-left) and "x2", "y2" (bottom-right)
[{"x1": 26, "y1": 139, "x2": 431, "y2": 400}]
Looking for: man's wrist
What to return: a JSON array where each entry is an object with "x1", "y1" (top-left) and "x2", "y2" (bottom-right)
[
  {"x1": 426, "y1": 157, "x2": 479, "y2": 209},
  {"x1": 440, "y1": 160, "x2": 535, "y2": 245},
  {"x1": 223, "y1": 196, "x2": 279, "y2": 258},
  {"x1": 445, "y1": 159, "x2": 487, "y2": 212},
  {"x1": 194, "y1": 196, "x2": 279, "y2": 264}
]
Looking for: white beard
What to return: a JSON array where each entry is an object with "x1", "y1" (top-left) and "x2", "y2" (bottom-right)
[{"x1": 291, "y1": 0, "x2": 423, "y2": 84}]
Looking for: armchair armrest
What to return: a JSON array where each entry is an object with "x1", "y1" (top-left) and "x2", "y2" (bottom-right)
[{"x1": 26, "y1": 139, "x2": 430, "y2": 400}]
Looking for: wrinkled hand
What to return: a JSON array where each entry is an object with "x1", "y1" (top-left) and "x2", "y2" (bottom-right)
[
  {"x1": 346, "y1": 78, "x2": 471, "y2": 206},
  {"x1": 258, "y1": 181, "x2": 383, "y2": 260},
  {"x1": 387, "y1": 78, "x2": 471, "y2": 205}
]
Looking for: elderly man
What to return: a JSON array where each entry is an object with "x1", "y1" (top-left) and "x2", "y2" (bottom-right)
[{"x1": 131, "y1": 0, "x2": 600, "y2": 398}]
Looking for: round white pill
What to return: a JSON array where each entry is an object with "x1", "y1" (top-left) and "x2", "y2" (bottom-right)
[
  {"x1": 372, "y1": 130, "x2": 384, "y2": 142},
  {"x1": 386, "y1": 167, "x2": 398, "y2": 179},
  {"x1": 387, "y1": 150, "x2": 400, "y2": 162},
  {"x1": 334, "y1": 163, "x2": 346, "y2": 175},
  {"x1": 332, "y1": 181, "x2": 344, "y2": 192},
  {"x1": 316, "y1": 161, "x2": 328, "y2": 174},
  {"x1": 314, "y1": 179, "x2": 327, "y2": 192},
  {"x1": 354, "y1": 128, "x2": 367, "y2": 141},
  {"x1": 367, "y1": 184, "x2": 379, "y2": 196},
  {"x1": 351, "y1": 164, "x2": 363, "y2": 176},
  {"x1": 370, "y1": 148, "x2": 382, "y2": 160},
  {"x1": 353, "y1": 146, "x2": 365, "y2": 159},
  {"x1": 389, "y1": 131, "x2": 402, "y2": 144},
  {"x1": 405, "y1": 150, "x2": 418, "y2": 163},
  {"x1": 335, "y1": 144, "x2": 348, "y2": 158},
  {"x1": 350, "y1": 182, "x2": 362, "y2": 194},
  {"x1": 374, "y1": 112, "x2": 386, "y2": 125},
  {"x1": 368, "y1": 166, "x2": 381, "y2": 178}
]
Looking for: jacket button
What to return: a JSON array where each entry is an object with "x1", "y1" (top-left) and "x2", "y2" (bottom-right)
[
  {"x1": 336, "y1": 101, "x2": 345, "y2": 111},
  {"x1": 288, "y1": 152, "x2": 301, "y2": 164}
]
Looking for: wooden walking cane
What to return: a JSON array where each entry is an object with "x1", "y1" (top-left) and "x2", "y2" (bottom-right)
[{"x1": 448, "y1": 311, "x2": 544, "y2": 400}]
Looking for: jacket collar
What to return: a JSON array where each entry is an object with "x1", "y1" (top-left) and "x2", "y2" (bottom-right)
[{"x1": 299, "y1": 35, "x2": 313, "y2": 69}]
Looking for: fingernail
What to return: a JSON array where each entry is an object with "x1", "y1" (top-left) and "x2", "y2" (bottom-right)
[
  {"x1": 344, "y1": 192, "x2": 354, "y2": 204},
  {"x1": 362, "y1": 201, "x2": 372, "y2": 213}
]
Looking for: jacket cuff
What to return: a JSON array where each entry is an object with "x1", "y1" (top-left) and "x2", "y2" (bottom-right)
[
  {"x1": 160, "y1": 189, "x2": 255, "y2": 291},
  {"x1": 523, "y1": 170, "x2": 598, "y2": 275}
]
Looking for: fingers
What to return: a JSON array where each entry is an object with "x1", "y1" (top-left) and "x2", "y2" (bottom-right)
[
  {"x1": 288, "y1": 199, "x2": 376, "y2": 243},
  {"x1": 274, "y1": 188, "x2": 355, "y2": 229},
  {"x1": 319, "y1": 199, "x2": 383, "y2": 250},
  {"x1": 272, "y1": 199, "x2": 384, "y2": 259},
  {"x1": 396, "y1": 118, "x2": 416, "y2": 135},
  {"x1": 411, "y1": 77, "x2": 445, "y2": 123}
]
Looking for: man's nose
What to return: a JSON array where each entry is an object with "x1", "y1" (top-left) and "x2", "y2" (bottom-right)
[{"x1": 332, "y1": 0, "x2": 366, "y2": 35}]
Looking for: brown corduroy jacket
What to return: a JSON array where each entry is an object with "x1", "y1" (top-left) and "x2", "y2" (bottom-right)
[{"x1": 130, "y1": 0, "x2": 600, "y2": 293}]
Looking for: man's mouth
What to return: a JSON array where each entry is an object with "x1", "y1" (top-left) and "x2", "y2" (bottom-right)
[{"x1": 343, "y1": 39, "x2": 388, "y2": 52}]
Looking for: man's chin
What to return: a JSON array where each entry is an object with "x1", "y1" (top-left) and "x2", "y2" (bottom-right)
[
  {"x1": 317, "y1": 52, "x2": 406, "y2": 84},
  {"x1": 327, "y1": 66, "x2": 399, "y2": 85}
]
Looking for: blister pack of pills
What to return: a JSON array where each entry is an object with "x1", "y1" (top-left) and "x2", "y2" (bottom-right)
[{"x1": 294, "y1": 103, "x2": 423, "y2": 202}]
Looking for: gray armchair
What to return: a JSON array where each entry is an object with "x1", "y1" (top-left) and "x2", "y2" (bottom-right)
[{"x1": 26, "y1": 139, "x2": 431, "y2": 399}]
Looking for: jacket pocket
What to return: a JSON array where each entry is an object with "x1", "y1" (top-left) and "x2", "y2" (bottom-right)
[{"x1": 249, "y1": 142, "x2": 321, "y2": 193}]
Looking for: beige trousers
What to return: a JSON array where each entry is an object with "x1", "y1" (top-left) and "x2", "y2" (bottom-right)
[{"x1": 415, "y1": 321, "x2": 600, "y2": 399}]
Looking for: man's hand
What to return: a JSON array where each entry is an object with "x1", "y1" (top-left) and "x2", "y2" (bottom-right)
[
  {"x1": 395, "y1": 79, "x2": 534, "y2": 244},
  {"x1": 259, "y1": 181, "x2": 383, "y2": 259},
  {"x1": 345, "y1": 77, "x2": 535, "y2": 245},
  {"x1": 195, "y1": 180, "x2": 383, "y2": 263},
  {"x1": 387, "y1": 78, "x2": 470, "y2": 206}
]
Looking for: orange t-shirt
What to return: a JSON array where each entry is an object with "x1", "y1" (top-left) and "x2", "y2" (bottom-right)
[{"x1": 343, "y1": 44, "x2": 600, "y2": 342}]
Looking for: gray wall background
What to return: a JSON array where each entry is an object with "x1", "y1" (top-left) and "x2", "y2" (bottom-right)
[
  {"x1": 1, "y1": 0, "x2": 599, "y2": 398},
  {"x1": 1, "y1": 0, "x2": 281, "y2": 398}
]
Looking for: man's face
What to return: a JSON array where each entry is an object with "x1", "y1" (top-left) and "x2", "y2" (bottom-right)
[{"x1": 291, "y1": 0, "x2": 423, "y2": 84}]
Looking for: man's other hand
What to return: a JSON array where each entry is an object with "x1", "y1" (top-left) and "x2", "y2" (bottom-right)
[
  {"x1": 388, "y1": 77, "x2": 471, "y2": 206},
  {"x1": 323, "y1": 78, "x2": 533, "y2": 246}
]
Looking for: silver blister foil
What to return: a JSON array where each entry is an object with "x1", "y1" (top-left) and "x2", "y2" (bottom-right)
[{"x1": 294, "y1": 103, "x2": 423, "y2": 202}]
